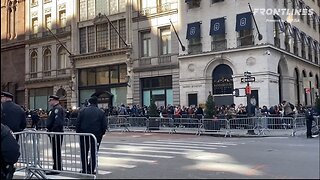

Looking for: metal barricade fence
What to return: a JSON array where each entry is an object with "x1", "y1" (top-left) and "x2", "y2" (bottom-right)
[
  {"x1": 293, "y1": 117, "x2": 307, "y2": 136},
  {"x1": 13, "y1": 130, "x2": 98, "y2": 179},
  {"x1": 201, "y1": 119, "x2": 229, "y2": 137},
  {"x1": 107, "y1": 116, "x2": 130, "y2": 132},
  {"x1": 127, "y1": 117, "x2": 148, "y2": 131},
  {"x1": 228, "y1": 117, "x2": 260, "y2": 136},
  {"x1": 172, "y1": 118, "x2": 203, "y2": 135},
  {"x1": 259, "y1": 117, "x2": 294, "y2": 136}
]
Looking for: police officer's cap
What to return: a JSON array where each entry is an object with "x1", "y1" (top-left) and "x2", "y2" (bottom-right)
[
  {"x1": 48, "y1": 95, "x2": 59, "y2": 101},
  {"x1": 1, "y1": 91, "x2": 13, "y2": 99}
]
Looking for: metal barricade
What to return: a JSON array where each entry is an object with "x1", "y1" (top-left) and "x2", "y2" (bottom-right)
[
  {"x1": 127, "y1": 117, "x2": 148, "y2": 131},
  {"x1": 201, "y1": 119, "x2": 229, "y2": 137},
  {"x1": 228, "y1": 117, "x2": 258, "y2": 136},
  {"x1": 258, "y1": 117, "x2": 294, "y2": 136},
  {"x1": 172, "y1": 118, "x2": 203, "y2": 135},
  {"x1": 13, "y1": 130, "x2": 98, "y2": 179},
  {"x1": 107, "y1": 116, "x2": 130, "y2": 132},
  {"x1": 293, "y1": 117, "x2": 306, "y2": 136}
]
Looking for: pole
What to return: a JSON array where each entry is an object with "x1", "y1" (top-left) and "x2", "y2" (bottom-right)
[
  {"x1": 248, "y1": 3, "x2": 263, "y2": 40},
  {"x1": 169, "y1": 19, "x2": 186, "y2": 51},
  {"x1": 246, "y1": 82, "x2": 252, "y2": 116},
  {"x1": 101, "y1": 13, "x2": 128, "y2": 47},
  {"x1": 46, "y1": 27, "x2": 72, "y2": 56}
]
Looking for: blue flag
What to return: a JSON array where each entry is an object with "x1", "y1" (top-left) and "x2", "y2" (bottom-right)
[
  {"x1": 186, "y1": 22, "x2": 201, "y2": 40},
  {"x1": 236, "y1": 12, "x2": 252, "y2": 32},
  {"x1": 210, "y1": 17, "x2": 225, "y2": 35}
]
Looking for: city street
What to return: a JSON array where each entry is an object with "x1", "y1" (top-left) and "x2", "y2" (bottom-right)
[{"x1": 14, "y1": 131, "x2": 319, "y2": 179}]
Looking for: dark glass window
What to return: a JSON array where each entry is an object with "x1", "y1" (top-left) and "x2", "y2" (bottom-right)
[{"x1": 212, "y1": 64, "x2": 233, "y2": 95}]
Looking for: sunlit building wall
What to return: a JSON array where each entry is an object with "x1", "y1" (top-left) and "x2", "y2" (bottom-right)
[{"x1": 24, "y1": 0, "x2": 76, "y2": 110}]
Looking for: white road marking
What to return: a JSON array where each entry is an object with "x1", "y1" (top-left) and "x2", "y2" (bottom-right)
[
  {"x1": 155, "y1": 139, "x2": 239, "y2": 146},
  {"x1": 101, "y1": 142, "x2": 217, "y2": 150},
  {"x1": 143, "y1": 141, "x2": 228, "y2": 147},
  {"x1": 99, "y1": 146, "x2": 189, "y2": 155},
  {"x1": 98, "y1": 151, "x2": 174, "y2": 159}
]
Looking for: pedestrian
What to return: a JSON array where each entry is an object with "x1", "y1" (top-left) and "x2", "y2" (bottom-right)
[
  {"x1": 305, "y1": 106, "x2": 318, "y2": 138},
  {"x1": 76, "y1": 96, "x2": 107, "y2": 174},
  {"x1": 30, "y1": 110, "x2": 40, "y2": 130},
  {"x1": 46, "y1": 95, "x2": 65, "y2": 175},
  {"x1": 1, "y1": 91, "x2": 26, "y2": 142}
]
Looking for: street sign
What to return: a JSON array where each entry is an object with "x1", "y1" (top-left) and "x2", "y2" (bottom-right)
[{"x1": 241, "y1": 77, "x2": 255, "y2": 83}]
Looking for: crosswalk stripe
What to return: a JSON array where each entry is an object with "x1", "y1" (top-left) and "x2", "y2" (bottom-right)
[
  {"x1": 99, "y1": 146, "x2": 189, "y2": 155},
  {"x1": 98, "y1": 151, "x2": 174, "y2": 159},
  {"x1": 101, "y1": 142, "x2": 217, "y2": 150},
  {"x1": 143, "y1": 141, "x2": 227, "y2": 147},
  {"x1": 14, "y1": 171, "x2": 77, "y2": 179},
  {"x1": 101, "y1": 143, "x2": 203, "y2": 152},
  {"x1": 155, "y1": 140, "x2": 239, "y2": 146}
]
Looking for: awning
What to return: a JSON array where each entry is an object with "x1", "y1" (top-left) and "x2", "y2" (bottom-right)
[
  {"x1": 274, "y1": 14, "x2": 285, "y2": 32},
  {"x1": 235, "y1": 12, "x2": 252, "y2": 32},
  {"x1": 186, "y1": 22, "x2": 201, "y2": 40},
  {"x1": 210, "y1": 17, "x2": 225, "y2": 35}
]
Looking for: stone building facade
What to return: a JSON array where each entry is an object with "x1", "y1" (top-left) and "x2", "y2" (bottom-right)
[{"x1": 1, "y1": 0, "x2": 26, "y2": 106}]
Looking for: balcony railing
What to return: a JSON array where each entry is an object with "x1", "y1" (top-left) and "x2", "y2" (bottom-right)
[
  {"x1": 188, "y1": 43, "x2": 202, "y2": 54},
  {"x1": 211, "y1": 40, "x2": 227, "y2": 51},
  {"x1": 57, "y1": 69, "x2": 66, "y2": 75},
  {"x1": 139, "y1": 2, "x2": 178, "y2": 16},
  {"x1": 237, "y1": 35, "x2": 254, "y2": 47},
  {"x1": 158, "y1": 55, "x2": 171, "y2": 64},
  {"x1": 26, "y1": 69, "x2": 71, "y2": 81},
  {"x1": 139, "y1": 58, "x2": 151, "y2": 66}
]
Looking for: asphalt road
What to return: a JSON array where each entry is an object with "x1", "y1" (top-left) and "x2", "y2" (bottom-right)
[{"x1": 14, "y1": 131, "x2": 319, "y2": 179}]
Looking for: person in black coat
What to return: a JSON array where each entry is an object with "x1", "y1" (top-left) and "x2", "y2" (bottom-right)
[
  {"x1": 46, "y1": 95, "x2": 65, "y2": 175},
  {"x1": 76, "y1": 96, "x2": 107, "y2": 174},
  {"x1": 1, "y1": 91, "x2": 26, "y2": 142}
]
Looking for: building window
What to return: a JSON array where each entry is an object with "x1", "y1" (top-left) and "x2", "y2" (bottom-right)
[
  {"x1": 141, "y1": 31, "x2": 151, "y2": 57},
  {"x1": 308, "y1": 38, "x2": 313, "y2": 61},
  {"x1": 283, "y1": 0, "x2": 288, "y2": 8},
  {"x1": 32, "y1": 18, "x2": 38, "y2": 34},
  {"x1": 57, "y1": 48, "x2": 67, "y2": 73},
  {"x1": 110, "y1": 21, "x2": 118, "y2": 49},
  {"x1": 211, "y1": 34, "x2": 226, "y2": 51},
  {"x1": 238, "y1": 29, "x2": 254, "y2": 47},
  {"x1": 284, "y1": 24, "x2": 290, "y2": 52},
  {"x1": 212, "y1": 0, "x2": 224, "y2": 3},
  {"x1": 44, "y1": 14, "x2": 52, "y2": 30},
  {"x1": 293, "y1": 29, "x2": 298, "y2": 56},
  {"x1": 96, "y1": 24, "x2": 108, "y2": 51},
  {"x1": 30, "y1": 51, "x2": 38, "y2": 78},
  {"x1": 306, "y1": 8, "x2": 311, "y2": 25},
  {"x1": 212, "y1": 64, "x2": 233, "y2": 95},
  {"x1": 110, "y1": 65, "x2": 119, "y2": 84},
  {"x1": 313, "y1": 14, "x2": 317, "y2": 30},
  {"x1": 187, "y1": 0, "x2": 201, "y2": 9},
  {"x1": 119, "y1": 64, "x2": 127, "y2": 83},
  {"x1": 274, "y1": 18, "x2": 280, "y2": 48},
  {"x1": 96, "y1": 67, "x2": 109, "y2": 85},
  {"x1": 88, "y1": 26, "x2": 96, "y2": 52},
  {"x1": 79, "y1": 0, "x2": 95, "y2": 21},
  {"x1": 58, "y1": 10, "x2": 66, "y2": 27},
  {"x1": 299, "y1": 1, "x2": 304, "y2": 21},
  {"x1": 79, "y1": 28, "x2": 87, "y2": 54},
  {"x1": 160, "y1": 28, "x2": 171, "y2": 55},
  {"x1": 43, "y1": 49, "x2": 51, "y2": 71},
  {"x1": 119, "y1": 19, "x2": 126, "y2": 48},
  {"x1": 301, "y1": 33, "x2": 306, "y2": 58}
]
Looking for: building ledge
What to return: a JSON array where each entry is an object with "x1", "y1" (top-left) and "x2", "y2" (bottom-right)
[{"x1": 71, "y1": 48, "x2": 131, "y2": 61}]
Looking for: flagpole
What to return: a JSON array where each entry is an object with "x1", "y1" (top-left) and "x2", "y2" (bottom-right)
[
  {"x1": 169, "y1": 19, "x2": 186, "y2": 51},
  {"x1": 248, "y1": 3, "x2": 263, "y2": 41}
]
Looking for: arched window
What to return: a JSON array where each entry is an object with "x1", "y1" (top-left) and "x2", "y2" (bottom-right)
[
  {"x1": 212, "y1": 64, "x2": 233, "y2": 95},
  {"x1": 7, "y1": 0, "x2": 17, "y2": 39},
  {"x1": 57, "y1": 48, "x2": 67, "y2": 74},
  {"x1": 43, "y1": 49, "x2": 51, "y2": 71},
  {"x1": 30, "y1": 51, "x2": 37, "y2": 78}
]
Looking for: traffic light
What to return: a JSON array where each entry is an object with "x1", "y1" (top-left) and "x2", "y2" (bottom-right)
[
  {"x1": 233, "y1": 89, "x2": 240, "y2": 97},
  {"x1": 245, "y1": 85, "x2": 251, "y2": 95}
]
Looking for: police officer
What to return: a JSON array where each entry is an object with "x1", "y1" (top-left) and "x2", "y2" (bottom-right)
[
  {"x1": 76, "y1": 96, "x2": 107, "y2": 174},
  {"x1": 1, "y1": 91, "x2": 26, "y2": 142},
  {"x1": 46, "y1": 95, "x2": 65, "y2": 175},
  {"x1": 305, "y1": 106, "x2": 318, "y2": 138}
]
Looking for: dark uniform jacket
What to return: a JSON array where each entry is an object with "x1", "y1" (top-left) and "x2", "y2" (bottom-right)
[
  {"x1": 47, "y1": 104, "x2": 65, "y2": 132},
  {"x1": 1, "y1": 101, "x2": 26, "y2": 132},
  {"x1": 0, "y1": 124, "x2": 20, "y2": 173},
  {"x1": 76, "y1": 105, "x2": 107, "y2": 140}
]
